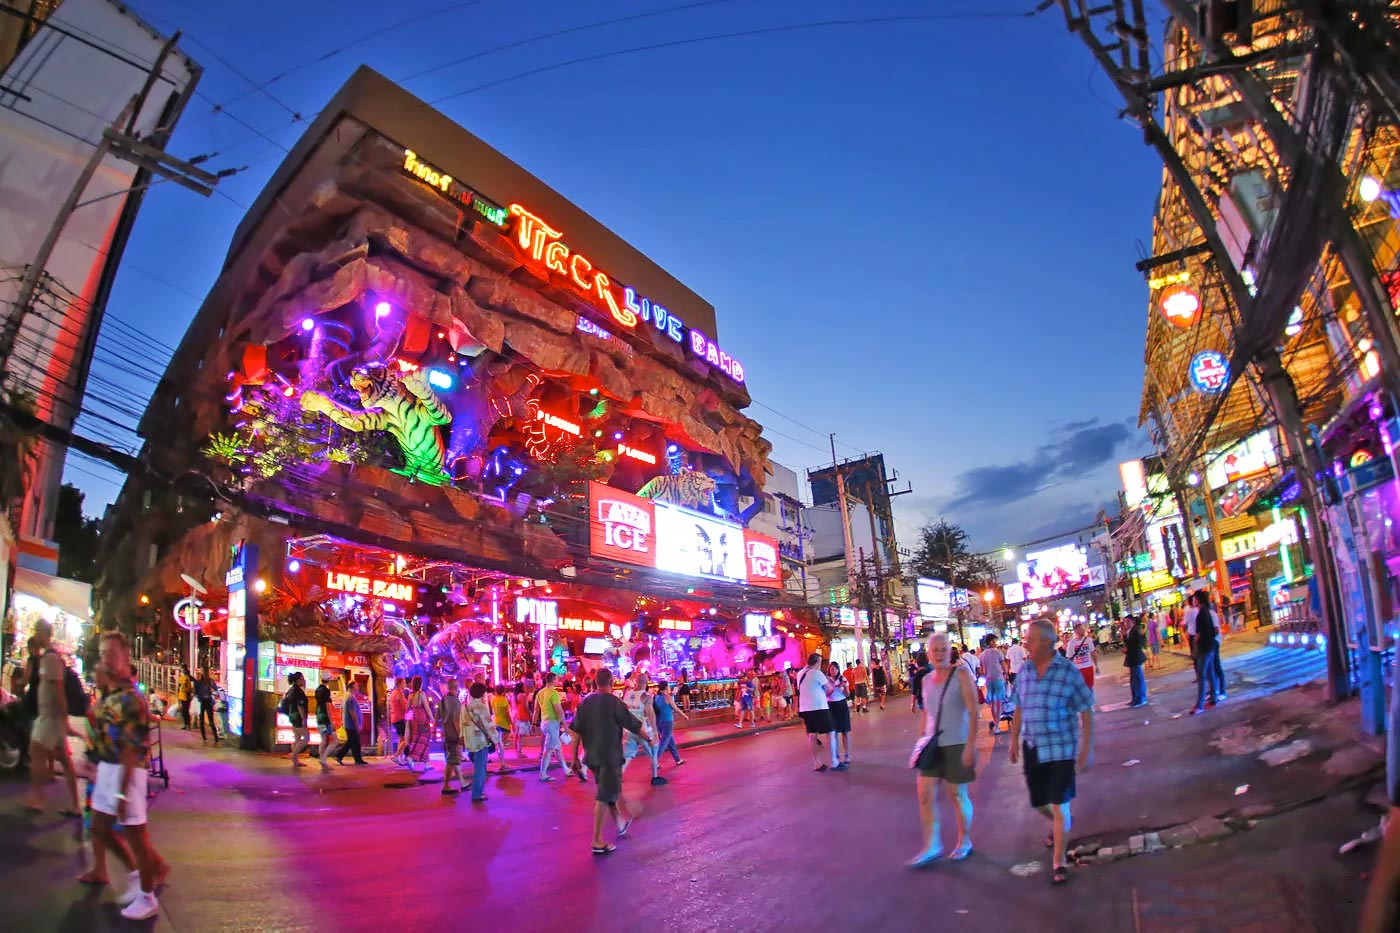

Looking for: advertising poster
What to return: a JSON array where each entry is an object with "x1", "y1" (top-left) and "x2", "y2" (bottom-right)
[
  {"x1": 654, "y1": 503, "x2": 746, "y2": 582},
  {"x1": 1016, "y1": 544, "x2": 1095, "y2": 599}
]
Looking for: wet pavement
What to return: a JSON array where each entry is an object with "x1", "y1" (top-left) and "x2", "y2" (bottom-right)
[{"x1": 0, "y1": 641, "x2": 1381, "y2": 931}]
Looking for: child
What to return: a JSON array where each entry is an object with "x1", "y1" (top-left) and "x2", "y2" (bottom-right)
[
  {"x1": 759, "y1": 681, "x2": 773, "y2": 722},
  {"x1": 735, "y1": 675, "x2": 756, "y2": 729}
]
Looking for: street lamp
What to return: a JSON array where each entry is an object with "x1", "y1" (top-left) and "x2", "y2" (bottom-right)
[{"x1": 1001, "y1": 547, "x2": 1014, "y2": 562}]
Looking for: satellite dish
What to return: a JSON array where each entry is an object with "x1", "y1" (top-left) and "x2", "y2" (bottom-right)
[{"x1": 181, "y1": 573, "x2": 209, "y2": 595}]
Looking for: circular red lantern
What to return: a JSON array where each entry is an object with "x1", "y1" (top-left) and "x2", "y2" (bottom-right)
[{"x1": 1159, "y1": 285, "x2": 1201, "y2": 327}]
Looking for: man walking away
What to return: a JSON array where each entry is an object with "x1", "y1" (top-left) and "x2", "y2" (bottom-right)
[
  {"x1": 1064, "y1": 623, "x2": 1099, "y2": 690},
  {"x1": 796, "y1": 654, "x2": 836, "y2": 772},
  {"x1": 1191, "y1": 592, "x2": 1223, "y2": 715},
  {"x1": 570, "y1": 668, "x2": 647, "y2": 855},
  {"x1": 849, "y1": 661, "x2": 870, "y2": 713},
  {"x1": 438, "y1": 678, "x2": 463, "y2": 794},
  {"x1": 1146, "y1": 613, "x2": 1161, "y2": 670},
  {"x1": 1123, "y1": 618, "x2": 1148, "y2": 708},
  {"x1": 979, "y1": 636, "x2": 1008, "y2": 736},
  {"x1": 653, "y1": 681, "x2": 688, "y2": 767},
  {"x1": 315, "y1": 673, "x2": 336, "y2": 771},
  {"x1": 334, "y1": 679, "x2": 367, "y2": 765},
  {"x1": 194, "y1": 668, "x2": 219, "y2": 745},
  {"x1": 90, "y1": 633, "x2": 170, "y2": 920},
  {"x1": 388, "y1": 680, "x2": 409, "y2": 765},
  {"x1": 1006, "y1": 638, "x2": 1026, "y2": 688},
  {"x1": 536, "y1": 673, "x2": 571, "y2": 782},
  {"x1": 871, "y1": 660, "x2": 889, "y2": 710},
  {"x1": 280, "y1": 673, "x2": 310, "y2": 768},
  {"x1": 910, "y1": 651, "x2": 931, "y2": 713},
  {"x1": 1009, "y1": 619, "x2": 1095, "y2": 887}
]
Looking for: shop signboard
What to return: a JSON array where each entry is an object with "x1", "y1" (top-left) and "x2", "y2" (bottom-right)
[
  {"x1": 658, "y1": 617, "x2": 693, "y2": 631},
  {"x1": 224, "y1": 542, "x2": 258, "y2": 744},
  {"x1": 744, "y1": 613, "x2": 773, "y2": 638},
  {"x1": 917, "y1": 578, "x2": 951, "y2": 619},
  {"x1": 1131, "y1": 569, "x2": 1176, "y2": 595},
  {"x1": 1002, "y1": 581, "x2": 1026, "y2": 605},
  {"x1": 1016, "y1": 544, "x2": 1100, "y2": 599},
  {"x1": 322, "y1": 569, "x2": 418, "y2": 609},
  {"x1": 588, "y1": 483, "x2": 782, "y2": 588}
]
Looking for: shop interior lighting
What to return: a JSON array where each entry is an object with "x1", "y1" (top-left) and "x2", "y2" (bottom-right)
[
  {"x1": 253, "y1": 578, "x2": 267, "y2": 593},
  {"x1": 374, "y1": 301, "x2": 392, "y2": 318},
  {"x1": 138, "y1": 594, "x2": 150, "y2": 605},
  {"x1": 1187, "y1": 472, "x2": 1201, "y2": 486},
  {"x1": 1361, "y1": 176, "x2": 1383, "y2": 203},
  {"x1": 1284, "y1": 306, "x2": 1304, "y2": 337},
  {"x1": 300, "y1": 318, "x2": 315, "y2": 332}
]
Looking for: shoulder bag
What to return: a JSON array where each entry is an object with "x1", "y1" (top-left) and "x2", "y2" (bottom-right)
[{"x1": 909, "y1": 670, "x2": 958, "y2": 770}]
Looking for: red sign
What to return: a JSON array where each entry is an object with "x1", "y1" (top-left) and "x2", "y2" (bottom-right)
[
  {"x1": 743, "y1": 530, "x2": 782, "y2": 589},
  {"x1": 323, "y1": 651, "x2": 369, "y2": 669},
  {"x1": 589, "y1": 482, "x2": 656, "y2": 568},
  {"x1": 323, "y1": 569, "x2": 418, "y2": 608},
  {"x1": 658, "y1": 618, "x2": 693, "y2": 631},
  {"x1": 559, "y1": 616, "x2": 606, "y2": 633}
]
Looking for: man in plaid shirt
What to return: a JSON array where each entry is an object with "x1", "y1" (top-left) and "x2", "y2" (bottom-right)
[{"x1": 1010, "y1": 618, "x2": 1095, "y2": 886}]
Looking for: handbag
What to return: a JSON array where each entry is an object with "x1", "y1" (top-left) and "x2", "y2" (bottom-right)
[{"x1": 909, "y1": 671, "x2": 957, "y2": 770}]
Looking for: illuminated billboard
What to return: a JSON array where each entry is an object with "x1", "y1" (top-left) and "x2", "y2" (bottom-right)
[
  {"x1": 1016, "y1": 544, "x2": 1104, "y2": 599},
  {"x1": 587, "y1": 482, "x2": 780, "y2": 588}
]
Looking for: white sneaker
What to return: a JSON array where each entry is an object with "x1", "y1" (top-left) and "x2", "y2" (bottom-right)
[
  {"x1": 118, "y1": 870, "x2": 142, "y2": 906},
  {"x1": 120, "y1": 891, "x2": 160, "y2": 920}
]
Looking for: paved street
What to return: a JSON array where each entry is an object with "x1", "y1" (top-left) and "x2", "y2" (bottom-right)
[{"x1": 0, "y1": 637, "x2": 1381, "y2": 932}]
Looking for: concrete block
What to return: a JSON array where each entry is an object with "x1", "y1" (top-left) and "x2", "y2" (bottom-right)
[
  {"x1": 1159, "y1": 824, "x2": 1197, "y2": 847},
  {"x1": 1129, "y1": 834, "x2": 1146, "y2": 855},
  {"x1": 1189, "y1": 816, "x2": 1232, "y2": 842},
  {"x1": 1143, "y1": 831, "x2": 1164, "y2": 853}
]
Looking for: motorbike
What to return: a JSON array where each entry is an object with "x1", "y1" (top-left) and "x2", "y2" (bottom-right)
[{"x1": 0, "y1": 700, "x2": 31, "y2": 770}]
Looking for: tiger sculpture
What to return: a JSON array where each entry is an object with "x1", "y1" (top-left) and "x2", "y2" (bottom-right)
[
  {"x1": 300, "y1": 362, "x2": 452, "y2": 481},
  {"x1": 636, "y1": 469, "x2": 718, "y2": 509}
]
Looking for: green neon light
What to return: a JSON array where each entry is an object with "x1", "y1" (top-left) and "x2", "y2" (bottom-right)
[{"x1": 1274, "y1": 505, "x2": 1294, "y2": 581}]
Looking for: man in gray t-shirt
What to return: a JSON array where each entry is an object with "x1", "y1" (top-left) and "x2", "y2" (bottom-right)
[
  {"x1": 570, "y1": 668, "x2": 644, "y2": 855},
  {"x1": 979, "y1": 639, "x2": 1008, "y2": 737}
]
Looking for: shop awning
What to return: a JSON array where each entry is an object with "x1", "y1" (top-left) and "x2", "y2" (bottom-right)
[{"x1": 13, "y1": 567, "x2": 92, "y2": 619}]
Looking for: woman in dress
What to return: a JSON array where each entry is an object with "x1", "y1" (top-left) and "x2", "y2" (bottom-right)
[
  {"x1": 405, "y1": 676, "x2": 434, "y2": 773},
  {"x1": 909, "y1": 632, "x2": 980, "y2": 866},
  {"x1": 826, "y1": 661, "x2": 853, "y2": 770}
]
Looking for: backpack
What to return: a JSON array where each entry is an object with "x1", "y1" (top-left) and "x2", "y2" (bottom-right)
[{"x1": 64, "y1": 667, "x2": 90, "y2": 717}]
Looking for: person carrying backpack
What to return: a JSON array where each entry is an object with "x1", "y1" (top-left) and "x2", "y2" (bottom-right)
[
  {"x1": 21, "y1": 619, "x2": 81, "y2": 816},
  {"x1": 279, "y1": 673, "x2": 310, "y2": 768}
]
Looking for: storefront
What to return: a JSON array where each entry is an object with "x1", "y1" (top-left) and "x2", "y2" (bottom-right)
[
  {"x1": 111, "y1": 68, "x2": 800, "y2": 749},
  {"x1": 6, "y1": 566, "x2": 92, "y2": 680}
]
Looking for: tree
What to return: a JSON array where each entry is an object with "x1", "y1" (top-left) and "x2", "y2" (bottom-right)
[
  {"x1": 54, "y1": 483, "x2": 101, "y2": 583},
  {"x1": 909, "y1": 519, "x2": 1002, "y2": 591}
]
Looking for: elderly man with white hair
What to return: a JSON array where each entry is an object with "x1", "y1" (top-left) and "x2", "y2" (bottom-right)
[{"x1": 1009, "y1": 617, "x2": 1095, "y2": 887}]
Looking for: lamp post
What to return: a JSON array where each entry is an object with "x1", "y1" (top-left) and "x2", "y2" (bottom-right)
[{"x1": 982, "y1": 590, "x2": 997, "y2": 633}]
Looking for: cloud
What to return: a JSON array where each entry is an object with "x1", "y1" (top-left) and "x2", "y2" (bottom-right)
[{"x1": 945, "y1": 419, "x2": 1133, "y2": 511}]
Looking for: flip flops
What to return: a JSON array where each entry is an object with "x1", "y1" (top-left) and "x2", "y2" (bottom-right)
[
  {"x1": 591, "y1": 844, "x2": 616, "y2": 856},
  {"x1": 617, "y1": 818, "x2": 634, "y2": 837},
  {"x1": 1052, "y1": 866, "x2": 1070, "y2": 885}
]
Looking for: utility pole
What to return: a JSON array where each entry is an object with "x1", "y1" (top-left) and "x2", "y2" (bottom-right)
[{"x1": 830, "y1": 434, "x2": 864, "y2": 667}]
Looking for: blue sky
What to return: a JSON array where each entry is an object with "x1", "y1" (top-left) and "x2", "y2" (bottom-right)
[{"x1": 67, "y1": 0, "x2": 1161, "y2": 551}]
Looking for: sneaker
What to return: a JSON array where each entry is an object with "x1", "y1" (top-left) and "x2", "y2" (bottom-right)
[
  {"x1": 117, "y1": 870, "x2": 142, "y2": 906},
  {"x1": 650, "y1": 775, "x2": 669, "y2": 786},
  {"x1": 120, "y1": 891, "x2": 160, "y2": 921}
]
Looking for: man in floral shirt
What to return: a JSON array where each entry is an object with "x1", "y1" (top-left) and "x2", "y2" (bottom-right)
[{"x1": 90, "y1": 632, "x2": 169, "y2": 920}]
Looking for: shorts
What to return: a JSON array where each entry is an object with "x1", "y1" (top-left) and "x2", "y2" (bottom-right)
[
  {"x1": 592, "y1": 762, "x2": 623, "y2": 804},
  {"x1": 30, "y1": 715, "x2": 67, "y2": 753},
  {"x1": 92, "y1": 761, "x2": 148, "y2": 826},
  {"x1": 855, "y1": 684, "x2": 869, "y2": 699},
  {"x1": 919, "y1": 742, "x2": 976, "y2": 784},
  {"x1": 829, "y1": 699, "x2": 852, "y2": 734},
  {"x1": 985, "y1": 679, "x2": 1007, "y2": 702},
  {"x1": 292, "y1": 726, "x2": 310, "y2": 747},
  {"x1": 875, "y1": 684, "x2": 888, "y2": 697},
  {"x1": 541, "y1": 720, "x2": 563, "y2": 750},
  {"x1": 1077, "y1": 667, "x2": 1095, "y2": 689},
  {"x1": 1022, "y1": 743, "x2": 1076, "y2": 808},
  {"x1": 393, "y1": 720, "x2": 407, "y2": 740},
  {"x1": 514, "y1": 719, "x2": 531, "y2": 736},
  {"x1": 799, "y1": 708, "x2": 835, "y2": 735},
  {"x1": 624, "y1": 731, "x2": 653, "y2": 762},
  {"x1": 444, "y1": 739, "x2": 462, "y2": 766},
  {"x1": 1150, "y1": 642, "x2": 1160, "y2": 656},
  {"x1": 740, "y1": 695, "x2": 754, "y2": 712}
]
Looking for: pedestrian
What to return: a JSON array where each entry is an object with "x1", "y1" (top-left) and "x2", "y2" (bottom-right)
[
  {"x1": 488, "y1": 684, "x2": 512, "y2": 770},
  {"x1": 1191, "y1": 592, "x2": 1223, "y2": 715},
  {"x1": 22, "y1": 619, "x2": 81, "y2": 815},
  {"x1": 826, "y1": 661, "x2": 853, "y2": 769},
  {"x1": 796, "y1": 653, "x2": 836, "y2": 772},
  {"x1": 1146, "y1": 612, "x2": 1161, "y2": 670},
  {"x1": 848, "y1": 660, "x2": 870, "y2": 713},
  {"x1": 735, "y1": 670, "x2": 756, "y2": 729},
  {"x1": 781, "y1": 668, "x2": 796, "y2": 718},
  {"x1": 334, "y1": 679, "x2": 367, "y2": 765},
  {"x1": 438, "y1": 677, "x2": 463, "y2": 794},
  {"x1": 460, "y1": 682, "x2": 495, "y2": 802},
  {"x1": 176, "y1": 667, "x2": 193, "y2": 730},
  {"x1": 388, "y1": 679, "x2": 409, "y2": 764},
  {"x1": 536, "y1": 672, "x2": 571, "y2": 781},
  {"x1": 653, "y1": 680, "x2": 687, "y2": 767},
  {"x1": 1006, "y1": 638, "x2": 1026, "y2": 687},
  {"x1": 908, "y1": 632, "x2": 980, "y2": 866},
  {"x1": 910, "y1": 650, "x2": 932, "y2": 712},
  {"x1": 569, "y1": 667, "x2": 647, "y2": 855},
  {"x1": 194, "y1": 667, "x2": 220, "y2": 744},
  {"x1": 404, "y1": 675, "x2": 433, "y2": 772},
  {"x1": 979, "y1": 635, "x2": 1008, "y2": 736},
  {"x1": 1184, "y1": 595, "x2": 1199, "y2": 664},
  {"x1": 314, "y1": 673, "x2": 337, "y2": 771},
  {"x1": 1123, "y1": 617, "x2": 1148, "y2": 708},
  {"x1": 677, "y1": 669, "x2": 693, "y2": 713},
  {"x1": 512, "y1": 682, "x2": 533, "y2": 759},
  {"x1": 1361, "y1": 656, "x2": 1400, "y2": 932},
  {"x1": 87, "y1": 632, "x2": 170, "y2": 920},
  {"x1": 1009, "y1": 618, "x2": 1095, "y2": 886},
  {"x1": 1212, "y1": 599, "x2": 1228, "y2": 699},
  {"x1": 871, "y1": 659, "x2": 889, "y2": 710},
  {"x1": 1064, "y1": 623, "x2": 1099, "y2": 690},
  {"x1": 75, "y1": 661, "x2": 139, "y2": 895},
  {"x1": 280, "y1": 672, "x2": 310, "y2": 768},
  {"x1": 623, "y1": 671, "x2": 666, "y2": 786}
]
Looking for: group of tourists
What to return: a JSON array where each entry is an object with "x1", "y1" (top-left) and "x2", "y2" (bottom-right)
[{"x1": 172, "y1": 666, "x2": 222, "y2": 744}]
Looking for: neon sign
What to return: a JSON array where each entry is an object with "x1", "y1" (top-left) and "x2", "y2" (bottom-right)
[
  {"x1": 559, "y1": 616, "x2": 606, "y2": 633},
  {"x1": 536, "y1": 410, "x2": 581, "y2": 435},
  {"x1": 507, "y1": 203, "x2": 746, "y2": 384},
  {"x1": 658, "y1": 618, "x2": 693, "y2": 631},
  {"x1": 324, "y1": 570, "x2": 416, "y2": 604},
  {"x1": 618, "y1": 443, "x2": 657, "y2": 465},
  {"x1": 1189, "y1": 350, "x2": 1229, "y2": 393},
  {"x1": 1159, "y1": 285, "x2": 1202, "y2": 328},
  {"x1": 400, "y1": 149, "x2": 507, "y2": 225}
]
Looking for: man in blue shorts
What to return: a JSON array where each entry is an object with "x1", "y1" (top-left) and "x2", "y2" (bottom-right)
[{"x1": 979, "y1": 635, "x2": 1008, "y2": 736}]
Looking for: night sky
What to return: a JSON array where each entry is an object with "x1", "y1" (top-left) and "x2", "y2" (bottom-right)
[{"x1": 66, "y1": 0, "x2": 1163, "y2": 551}]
